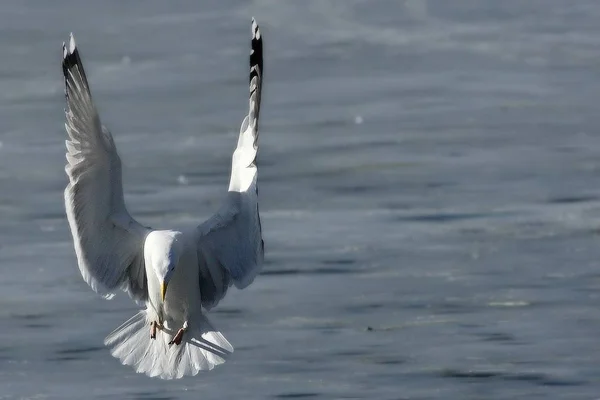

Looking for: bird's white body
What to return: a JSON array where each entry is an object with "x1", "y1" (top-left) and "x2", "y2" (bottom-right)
[
  {"x1": 61, "y1": 20, "x2": 265, "y2": 379},
  {"x1": 144, "y1": 230, "x2": 198, "y2": 326},
  {"x1": 105, "y1": 229, "x2": 234, "y2": 379}
]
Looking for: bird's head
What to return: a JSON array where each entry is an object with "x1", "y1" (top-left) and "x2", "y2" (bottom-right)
[{"x1": 149, "y1": 231, "x2": 183, "y2": 302}]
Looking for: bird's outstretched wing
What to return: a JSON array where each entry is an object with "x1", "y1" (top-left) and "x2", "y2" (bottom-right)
[
  {"x1": 195, "y1": 19, "x2": 265, "y2": 310},
  {"x1": 63, "y1": 34, "x2": 150, "y2": 302}
]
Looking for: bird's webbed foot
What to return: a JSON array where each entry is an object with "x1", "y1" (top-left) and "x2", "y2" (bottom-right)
[
  {"x1": 168, "y1": 321, "x2": 188, "y2": 346},
  {"x1": 150, "y1": 320, "x2": 163, "y2": 339}
]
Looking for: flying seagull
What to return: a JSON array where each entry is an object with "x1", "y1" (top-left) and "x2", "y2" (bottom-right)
[{"x1": 61, "y1": 19, "x2": 264, "y2": 379}]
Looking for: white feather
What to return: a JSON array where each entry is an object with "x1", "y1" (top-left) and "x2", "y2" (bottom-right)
[{"x1": 104, "y1": 311, "x2": 233, "y2": 379}]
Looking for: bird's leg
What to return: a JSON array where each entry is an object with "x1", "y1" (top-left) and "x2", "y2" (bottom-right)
[
  {"x1": 150, "y1": 320, "x2": 163, "y2": 339},
  {"x1": 150, "y1": 321, "x2": 157, "y2": 339},
  {"x1": 169, "y1": 329, "x2": 184, "y2": 345},
  {"x1": 169, "y1": 320, "x2": 188, "y2": 346}
]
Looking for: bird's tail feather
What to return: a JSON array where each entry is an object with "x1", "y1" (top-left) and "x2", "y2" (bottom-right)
[{"x1": 104, "y1": 311, "x2": 233, "y2": 379}]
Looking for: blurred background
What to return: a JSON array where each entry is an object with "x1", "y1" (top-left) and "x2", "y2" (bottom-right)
[{"x1": 1, "y1": 0, "x2": 600, "y2": 399}]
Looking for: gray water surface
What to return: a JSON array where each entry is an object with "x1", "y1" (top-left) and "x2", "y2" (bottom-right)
[{"x1": 2, "y1": 1, "x2": 600, "y2": 399}]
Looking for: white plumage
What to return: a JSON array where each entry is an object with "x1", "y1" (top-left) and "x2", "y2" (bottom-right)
[{"x1": 62, "y1": 19, "x2": 265, "y2": 379}]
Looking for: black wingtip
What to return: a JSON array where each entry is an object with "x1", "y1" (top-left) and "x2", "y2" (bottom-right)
[
  {"x1": 62, "y1": 33, "x2": 78, "y2": 77},
  {"x1": 250, "y1": 18, "x2": 263, "y2": 86},
  {"x1": 62, "y1": 33, "x2": 92, "y2": 107},
  {"x1": 62, "y1": 33, "x2": 91, "y2": 98},
  {"x1": 62, "y1": 33, "x2": 88, "y2": 83}
]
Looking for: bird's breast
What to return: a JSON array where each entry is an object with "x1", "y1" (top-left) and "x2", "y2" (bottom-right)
[{"x1": 161, "y1": 245, "x2": 201, "y2": 323}]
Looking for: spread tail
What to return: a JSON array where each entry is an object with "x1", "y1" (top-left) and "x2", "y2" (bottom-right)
[{"x1": 104, "y1": 311, "x2": 233, "y2": 379}]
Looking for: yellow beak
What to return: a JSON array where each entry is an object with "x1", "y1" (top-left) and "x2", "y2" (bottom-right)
[{"x1": 161, "y1": 282, "x2": 168, "y2": 302}]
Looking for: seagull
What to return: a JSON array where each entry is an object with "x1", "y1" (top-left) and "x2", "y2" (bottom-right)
[{"x1": 61, "y1": 19, "x2": 265, "y2": 379}]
